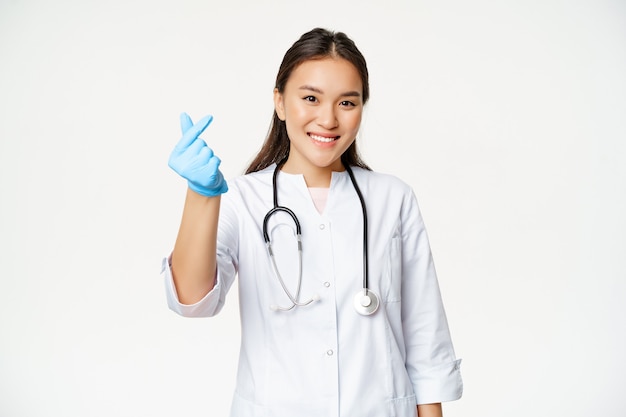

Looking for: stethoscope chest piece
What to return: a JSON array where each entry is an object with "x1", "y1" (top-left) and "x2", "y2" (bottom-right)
[{"x1": 353, "y1": 289, "x2": 380, "y2": 316}]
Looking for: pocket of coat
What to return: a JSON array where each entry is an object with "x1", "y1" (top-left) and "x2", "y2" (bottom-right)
[{"x1": 383, "y1": 236, "x2": 402, "y2": 302}]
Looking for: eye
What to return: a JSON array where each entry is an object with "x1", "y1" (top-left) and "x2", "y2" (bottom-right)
[
  {"x1": 340, "y1": 100, "x2": 357, "y2": 107},
  {"x1": 303, "y1": 95, "x2": 318, "y2": 103}
]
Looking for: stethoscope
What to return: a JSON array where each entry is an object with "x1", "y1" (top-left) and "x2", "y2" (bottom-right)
[{"x1": 262, "y1": 162, "x2": 380, "y2": 316}]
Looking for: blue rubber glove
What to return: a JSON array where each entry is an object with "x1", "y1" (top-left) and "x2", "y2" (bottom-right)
[{"x1": 168, "y1": 112, "x2": 228, "y2": 197}]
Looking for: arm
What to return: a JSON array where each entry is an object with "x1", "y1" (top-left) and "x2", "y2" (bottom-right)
[
  {"x1": 171, "y1": 190, "x2": 221, "y2": 304},
  {"x1": 417, "y1": 403, "x2": 442, "y2": 417},
  {"x1": 401, "y1": 189, "x2": 463, "y2": 403},
  {"x1": 167, "y1": 112, "x2": 229, "y2": 305}
]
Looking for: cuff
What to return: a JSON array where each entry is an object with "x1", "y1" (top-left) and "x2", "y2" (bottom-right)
[
  {"x1": 413, "y1": 359, "x2": 463, "y2": 404},
  {"x1": 162, "y1": 256, "x2": 223, "y2": 317}
]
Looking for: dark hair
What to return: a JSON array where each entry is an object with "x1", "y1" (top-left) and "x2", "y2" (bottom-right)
[{"x1": 245, "y1": 28, "x2": 371, "y2": 174}]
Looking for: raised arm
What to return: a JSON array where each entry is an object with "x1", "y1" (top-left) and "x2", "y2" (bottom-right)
[{"x1": 167, "y1": 112, "x2": 228, "y2": 304}]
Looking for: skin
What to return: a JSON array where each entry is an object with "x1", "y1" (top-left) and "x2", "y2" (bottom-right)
[
  {"x1": 170, "y1": 189, "x2": 220, "y2": 305},
  {"x1": 418, "y1": 403, "x2": 443, "y2": 417},
  {"x1": 171, "y1": 56, "x2": 444, "y2": 415}
]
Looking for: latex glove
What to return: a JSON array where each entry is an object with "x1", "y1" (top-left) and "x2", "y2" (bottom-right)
[{"x1": 168, "y1": 112, "x2": 228, "y2": 197}]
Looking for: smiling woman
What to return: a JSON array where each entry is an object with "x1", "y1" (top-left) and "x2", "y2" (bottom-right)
[
  {"x1": 274, "y1": 58, "x2": 364, "y2": 186},
  {"x1": 163, "y1": 28, "x2": 462, "y2": 417},
  {"x1": 245, "y1": 28, "x2": 371, "y2": 177}
]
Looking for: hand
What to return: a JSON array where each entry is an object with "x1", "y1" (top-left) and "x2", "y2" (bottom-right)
[{"x1": 168, "y1": 112, "x2": 228, "y2": 197}]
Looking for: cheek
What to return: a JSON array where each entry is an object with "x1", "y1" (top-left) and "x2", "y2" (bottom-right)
[
  {"x1": 290, "y1": 107, "x2": 310, "y2": 122},
  {"x1": 343, "y1": 111, "x2": 362, "y2": 132},
  {"x1": 283, "y1": 98, "x2": 309, "y2": 120}
]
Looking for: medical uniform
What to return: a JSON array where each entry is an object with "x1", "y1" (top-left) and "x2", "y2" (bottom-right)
[{"x1": 164, "y1": 164, "x2": 462, "y2": 417}]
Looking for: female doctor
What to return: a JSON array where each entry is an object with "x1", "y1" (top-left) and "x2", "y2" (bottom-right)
[{"x1": 164, "y1": 28, "x2": 462, "y2": 417}]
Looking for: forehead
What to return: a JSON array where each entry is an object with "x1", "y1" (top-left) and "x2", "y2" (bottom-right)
[{"x1": 286, "y1": 58, "x2": 363, "y2": 93}]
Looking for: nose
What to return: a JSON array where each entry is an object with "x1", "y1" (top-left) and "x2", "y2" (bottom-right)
[{"x1": 317, "y1": 103, "x2": 338, "y2": 129}]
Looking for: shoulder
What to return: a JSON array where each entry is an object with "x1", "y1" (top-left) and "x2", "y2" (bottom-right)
[
  {"x1": 226, "y1": 165, "x2": 274, "y2": 195},
  {"x1": 220, "y1": 166, "x2": 275, "y2": 220},
  {"x1": 351, "y1": 167, "x2": 422, "y2": 219},
  {"x1": 351, "y1": 167, "x2": 413, "y2": 195}
]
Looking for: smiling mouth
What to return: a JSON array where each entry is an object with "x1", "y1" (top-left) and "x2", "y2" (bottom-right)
[{"x1": 308, "y1": 133, "x2": 340, "y2": 143}]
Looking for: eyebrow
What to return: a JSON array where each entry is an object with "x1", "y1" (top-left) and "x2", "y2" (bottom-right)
[{"x1": 298, "y1": 85, "x2": 361, "y2": 98}]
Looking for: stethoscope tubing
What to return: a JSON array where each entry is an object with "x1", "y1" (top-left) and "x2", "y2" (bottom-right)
[
  {"x1": 262, "y1": 161, "x2": 378, "y2": 315},
  {"x1": 344, "y1": 164, "x2": 370, "y2": 294}
]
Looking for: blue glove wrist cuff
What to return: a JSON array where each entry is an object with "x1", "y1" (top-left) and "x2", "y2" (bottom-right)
[{"x1": 188, "y1": 179, "x2": 229, "y2": 197}]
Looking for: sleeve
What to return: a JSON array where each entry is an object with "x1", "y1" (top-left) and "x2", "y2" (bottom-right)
[
  {"x1": 162, "y1": 191, "x2": 240, "y2": 318},
  {"x1": 400, "y1": 189, "x2": 463, "y2": 404}
]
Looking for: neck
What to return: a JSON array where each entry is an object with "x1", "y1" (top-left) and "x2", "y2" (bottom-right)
[
  {"x1": 282, "y1": 165, "x2": 329, "y2": 187},
  {"x1": 304, "y1": 171, "x2": 333, "y2": 188},
  {"x1": 280, "y1": 154, "x2": 345, "y2": 187}
]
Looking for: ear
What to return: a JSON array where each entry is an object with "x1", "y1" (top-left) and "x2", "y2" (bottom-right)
[{"x1": 273, "y1": 88, "x2": 286, "y2": 121}]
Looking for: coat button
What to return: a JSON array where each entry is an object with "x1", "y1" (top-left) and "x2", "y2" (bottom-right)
[
  {"x1": 324, "y1": 282, "x2": 330, "y2": 287},
  {"x1": 319, "y1": 224, "x2": 325, "y2": 230},
  {"x1": 326, "y1": 349, "x2": 334, "y2": 356}
]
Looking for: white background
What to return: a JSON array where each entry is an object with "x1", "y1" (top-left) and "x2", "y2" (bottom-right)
[{"x1": 1, "y1": 0, "x2": 625, "y2": 416}]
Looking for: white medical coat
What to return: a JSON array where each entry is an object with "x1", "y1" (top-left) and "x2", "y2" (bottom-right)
[{"x1": 164, "y1": 165, "x2": 462, "y2": 417}]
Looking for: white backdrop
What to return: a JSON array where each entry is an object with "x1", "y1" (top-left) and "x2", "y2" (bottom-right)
[{"x1": 1, "y1": 0, "x2": 625, "y2": 416}]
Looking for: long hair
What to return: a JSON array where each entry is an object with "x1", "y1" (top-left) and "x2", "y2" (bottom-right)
[{"x1": 245, "y1": 28, "x2": 371, "y2": 174}]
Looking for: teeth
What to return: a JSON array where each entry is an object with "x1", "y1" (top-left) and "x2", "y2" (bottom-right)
[{"x1": 309, "y1": 134, "x2": 337, "y2": 143}]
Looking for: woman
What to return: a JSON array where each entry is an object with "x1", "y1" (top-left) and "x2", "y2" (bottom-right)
[{"x1": 164, "y1": 28, "x2": 462, "y2": 417}]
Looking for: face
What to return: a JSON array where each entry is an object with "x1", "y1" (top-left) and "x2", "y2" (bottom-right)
[{"x1": 274, "y1": 57, "x2": 363, "y2": 178}]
